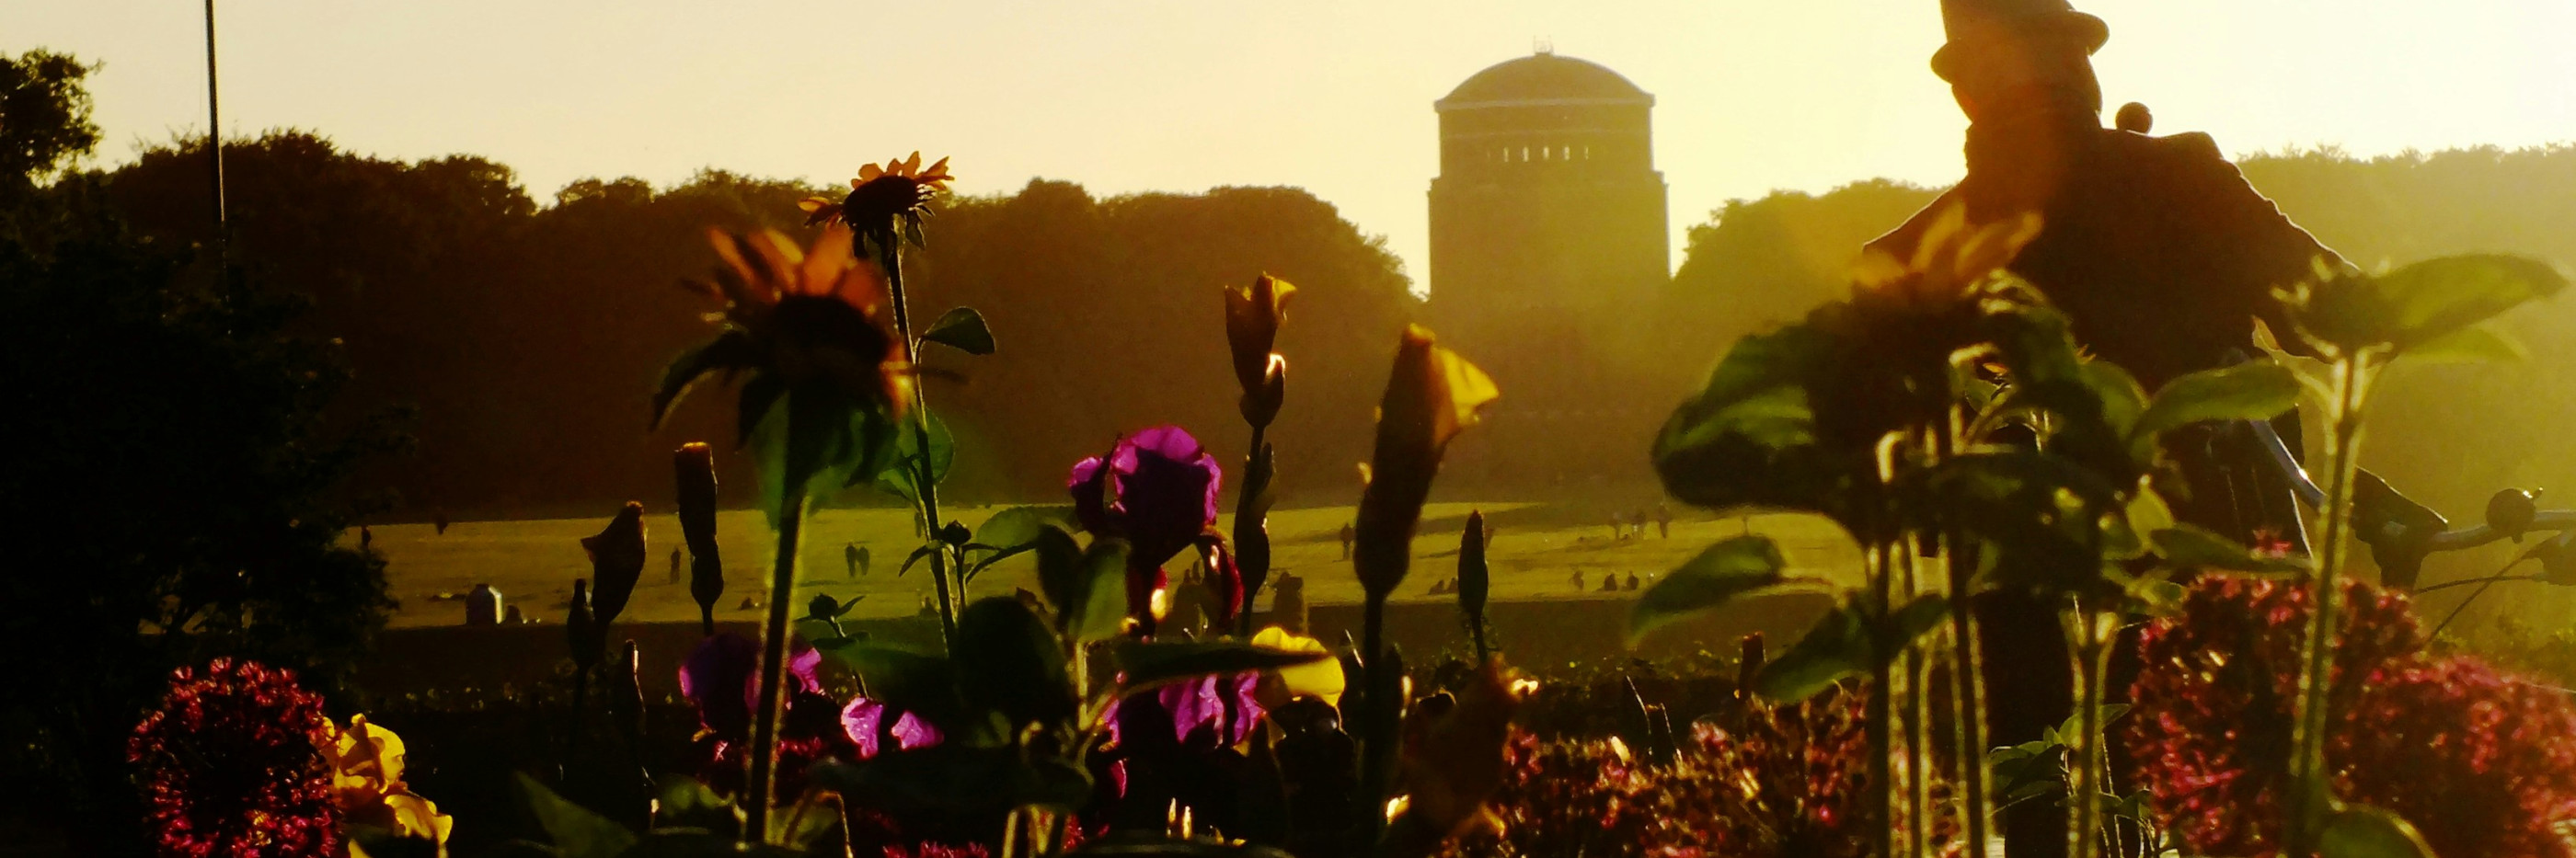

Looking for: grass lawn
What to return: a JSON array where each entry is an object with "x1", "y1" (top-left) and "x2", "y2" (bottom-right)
[{"x1": 361, "y1": 502, "x2": 1866, "y2": 629}]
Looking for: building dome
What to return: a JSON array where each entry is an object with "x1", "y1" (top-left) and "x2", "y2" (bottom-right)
[{"x1": 1436, "y1": 52, "x2": 1654, "y2": 111}]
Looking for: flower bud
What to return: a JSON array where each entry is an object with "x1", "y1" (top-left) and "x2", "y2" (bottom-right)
[
  {"x1": 1353, "y1": 326, "x2": 1497, "y2": 599},
  {"x1": 580, "y1": 501, "x2": 647, "y2": 626},
  {"x1": 1224, "y1": 275, "x2": 1296, "y2": 428},
  {"x1": 674, "y1": 443, "x2": 724, "y2": 634}
]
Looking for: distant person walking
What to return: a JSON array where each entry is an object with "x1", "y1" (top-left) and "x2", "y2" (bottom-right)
[
  {"x1": 845, "y1": 543, "x2": 863, "y2": 578},
  {"x1": 1568, "y1": 570, "x2": 1586, "y2": 591},
  {"x1": 670, "y1": 547, "x2": 684, "y2": 584},
  {"x1": 1653, "y1": 503, "x2": 1673, "y2": 539},
  {"x1": 1339, "y1": 522, "x2": 1355, "y2": 560},
  {"x1": 432, "y1": 509, "x2": 451, "y2": 535},
  {"x1": 359, "y1": 525, "x2": 373, "y2": 552}
]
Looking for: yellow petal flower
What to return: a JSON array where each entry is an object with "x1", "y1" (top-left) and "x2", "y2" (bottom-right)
[{"x1": 1251, "y1": 625, "x2": 1344, "y2": 706}]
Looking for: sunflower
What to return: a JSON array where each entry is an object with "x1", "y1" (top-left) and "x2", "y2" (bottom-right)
[
  {"x1": 653, "y1": 223, "x2": 912, "y2": 491},
  {"x1": 801, "y1": 152, "x2": 955, "y2": 258}
]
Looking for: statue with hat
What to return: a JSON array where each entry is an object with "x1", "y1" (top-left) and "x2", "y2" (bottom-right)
[{"x1": 1869, "y1": 2, "x2": 2444, "y2": 854}]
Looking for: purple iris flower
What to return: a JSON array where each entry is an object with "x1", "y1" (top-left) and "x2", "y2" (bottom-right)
[
  {"x1": 1107, "y1": 673, "x2": 1264, "y2": 752},
  {"x1": 678, "y1": 632, "x2": 822, "y2": 739},
  {"x1": 839, "y1": 696, "x2": 944, "y2": 759},
  {"x1": 1067, "y1": 426, "x2": 1222, "y2": 634}
]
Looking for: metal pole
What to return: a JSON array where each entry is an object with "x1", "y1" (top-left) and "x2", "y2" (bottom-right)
[{"x1": 203, "y1": 0, "x2": 227, "y2": 260}]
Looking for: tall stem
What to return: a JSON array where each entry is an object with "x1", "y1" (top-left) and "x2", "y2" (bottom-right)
[
  {"x1": 1357, "y1": 595, "x2": 1401, "y2": 854},
  {"x1": 2066, "y1": 618, "x2": 2112, "y2": 858},
  {"x1": 1869, "y1": 541, "x2": 1897, "y2": 858},
  {"x1": 2285, "y1": 356, "x2": 2371, "y2": 857},
  {"x1": 1236, "y1": 423, "x2": 1269, "y2": 638},
  {"x1": 1938, "y1": 412, "x2": 1995, "y2": 858},
  {"x1": 743, "y1": 486, "x2": 806, "y2": 844},
  {"x1": 880, "y1": 245, "x2": 960, "y2": 647}
]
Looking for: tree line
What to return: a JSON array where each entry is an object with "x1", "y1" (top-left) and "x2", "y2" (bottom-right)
[
  {"x1": 88, "y1": 131, "x2": 2576, "y2": 527},
  {"x1": 98, "y1": 134, "x2": 1419, "y2": 518}
]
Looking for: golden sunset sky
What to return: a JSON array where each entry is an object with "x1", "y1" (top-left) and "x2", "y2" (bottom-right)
[{"x1": 12, "y1": 0, "x2": 2574, "y2": 290}]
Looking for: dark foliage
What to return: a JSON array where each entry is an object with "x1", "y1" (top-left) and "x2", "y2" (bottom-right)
[
  {"x1": 0, "y1": 54, "x2": 401, "y2": 854},
  {"x1": 97, "y1": 143, "x2": 1417, "y2": 517}
]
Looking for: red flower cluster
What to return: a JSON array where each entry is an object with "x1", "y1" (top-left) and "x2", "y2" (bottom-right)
[
  {"x1": 1443, "y1": 690, "x2": 1950, "y2": 858},
  {"x1": 2124, "y1": 576, "x2": 2576, "y2": 858},
  {"x1": 127, "y1": 658, "x2": 339, "y2": 858}
]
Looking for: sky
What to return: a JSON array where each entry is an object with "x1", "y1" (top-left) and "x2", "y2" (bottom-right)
[{"x1": 11, "y1": 1, "x2": 2576, "y2": 291}]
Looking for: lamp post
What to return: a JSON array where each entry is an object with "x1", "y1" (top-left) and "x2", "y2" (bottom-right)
[{"x1": 203, "y1": 0, "x2": 226, "y2": 260}]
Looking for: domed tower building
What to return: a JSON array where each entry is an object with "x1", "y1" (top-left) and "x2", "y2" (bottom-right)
[
  {"x1": 1429, "y1": 50, "x2": 1669, "y2": 319},
  {"x1": 1427, "y1": 51, "x2": 1672, "y2": 490}
]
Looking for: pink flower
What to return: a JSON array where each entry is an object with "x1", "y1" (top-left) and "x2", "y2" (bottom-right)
[
  {"x1": 677, "y1": 633, "x2": 850, "y2": 797},
  {"x1": 678, "y1": 633, "x2": 822, "y2": 740},
  {"x1": 841, "y1": 696, "x2": 945, "y2": 759}
]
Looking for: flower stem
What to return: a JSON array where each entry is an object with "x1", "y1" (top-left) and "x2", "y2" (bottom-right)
[
  {"x1": 2066, "y1": 614, "x2": 2112, "y2": 858},
  {"x1": 1358, "y1": 593, "x2": 1397, "y2": 852},
  {"x1": 2285, "y1": 355, "x2": 2373, "y2": 857},
  {"x1": 744, "y1": 484, "x2": 805, "y2": 845},
  {"x1": 1236, "y1": 423, "x2": 1269, "y2": 638},
  {"x1": 880, "y1": 245, "x2": 960, "y2": 648},
  {"x1": 1938, "y1": 414, "x2": 1995, "y2": 858},
  {"x1": 1869, "y1": 542, "x2": 1897, "y2": 858}
]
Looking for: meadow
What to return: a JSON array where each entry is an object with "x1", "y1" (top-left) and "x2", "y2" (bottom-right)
[{"x1": 365, "y1": 502, "x2": 1865, "y2": 628}]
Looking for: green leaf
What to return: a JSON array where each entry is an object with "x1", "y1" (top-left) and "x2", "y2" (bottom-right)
[
  {"x1": 1653, "y1": 323, "x2": 1875, "y2": 533},
  {"x1": 810, "y1": 640, "x2": 960, "y2": 726},
  {"x1": 1888, "y1": 593, "x2": 1949, "y2": 648},
  {"x1": 2317, "y1": 803, "x2": 2438, "y2": 858},
  {"x1": 2304, "y1": 253, "x2": 2570, "y2": 352},
  {"x1": 2401, "y1": 322, "x2": 2528, "y2": 365},
  {"x1": 1066, "y1": 537, "x2": 1133, "y2": 644},
  {"x1": 651, "y1": 330, "x2": 756, "y2": 429},
  {"x1": 951, "y1": 597, "x2": 1075, "y2": 728},
  {"x1": 920, "y1": 306, "x2": 996, "y2": 356},
  {"x1": 648, "y1": 775, "x2": 738, "y2": 832},
  {"x1": 1924, "y1": 452, "x2": 2124, "y2": 593},
  {"x1": 975, "y1": 505, "x2": 1082, "y2": 549},
  {"x1": 1987, "y1": 741, "x2": 2068, "y2": 808},
  {"x1": 895, "y1": 542, "x2": 940, "y2": 578},
  {"x1": 730, "y1": 372, "x2": 786, "y2": 451},
  {"x1": 1754, "y1": 603, "x2": 1870, "y2": 703},
  {"x1": 2131, "y1": 362, "x2": 2302, "y2": 457},
  {"x1": 2049, "y1": 704, "x2": 2131, "y2": 746},
  {"x1": 871, "y1": 412, "x2": 957, "y2": 500},
  {"x1": 1626, "y1": 535, "x2": 1790, "y2": 646},
  {"x1": 1753, "y1": 593, "x2": 1947, "y2": 704},
  {"x1": 1113, "y1": 640, "x2": 1329, "y2": 692},
  {"x1": 2151, "y1": 525, "x2": 2309, "y2": 574},
  {"x1": 511, "y1": 772, "x2": 637, "y2": 858}
]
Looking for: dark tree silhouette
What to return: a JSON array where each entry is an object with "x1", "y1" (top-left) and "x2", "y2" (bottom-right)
[{"x1": 0, "y1": 54, "x2": 402, "y2": 855}]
